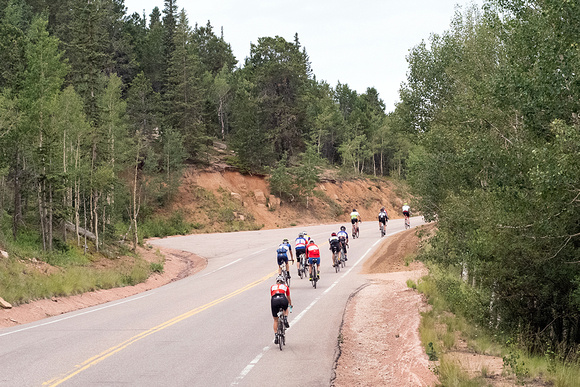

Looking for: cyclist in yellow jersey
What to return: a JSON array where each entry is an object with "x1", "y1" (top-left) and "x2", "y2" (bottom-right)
[{"x1": 350, "y1": 209, "x2": 361, "y2": 236}]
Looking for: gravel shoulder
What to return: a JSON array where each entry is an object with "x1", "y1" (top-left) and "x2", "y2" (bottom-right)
[{"x1": 332, "y1": 225, "x2": 439, "y2": 386}]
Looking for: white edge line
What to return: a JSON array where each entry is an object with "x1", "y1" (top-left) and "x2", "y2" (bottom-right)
[{"x1": 0, "y1": 293, "x2": 153, "y2": 338}]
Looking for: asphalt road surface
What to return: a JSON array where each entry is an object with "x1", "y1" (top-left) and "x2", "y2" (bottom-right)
[{"x1": 0, "y1": 216, "x2": 423, "y2": 386}]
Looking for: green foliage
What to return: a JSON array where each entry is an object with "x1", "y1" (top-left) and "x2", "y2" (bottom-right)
[
  {"x1": 393, "y1": 1, "x2": 580, "y2": 354},
  {"x1": 149, "y1": 262, "x2": 164, "y2": 273},
  {"x1": 267, "y1": 153, "x2": 297, "y2": 201},
  {"x1": 140, "y1": 211, "x2": 192, "y2": 239},
  {"x1": 503, "y1": 339, "x2": 530, "y2": 383},
  {"x1": 426, "y1": 342, "x2": 438, "y2": 361}
]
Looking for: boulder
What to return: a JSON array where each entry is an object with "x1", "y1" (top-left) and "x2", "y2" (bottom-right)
[
  {"x1": 231, "y1": 192, "x2": 242, "y2": 202},
  {"x1": 0, "y1": 296, "x2": 12, "y2": 309},
  {"x1": 254, "y1": 190, "x2": 267, "y2": 204},
  {"x1": 268, "y1": 195, "x2": 281, "y2": 209},
  {"x1": 0, "y1": 250, "x2": 8, "y2": 259}
]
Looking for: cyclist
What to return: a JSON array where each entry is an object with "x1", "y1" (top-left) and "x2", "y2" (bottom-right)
[
  {"x1": 337, "y1": 225, "x2": 349, "y2": 261},
  {"x1": 306, "y1": 239, "x2": 321, "y2": 281},
  {"x1": 302, "y1": 231, "x2": 311, "y2": 243},
  {"x1": 378, "y1": 207, "x2": 389, "y2": 235},
  {"x1": 294, "y1": 232, "x2": 308, "y2": 276},
  {"x1": 402, "y1": 203, "x2": 410, "y2": 224},
  {"x1": 350, "y1": 208, "x2": 362, "y2": 236},
  {"x1": 328, "y1": 232, "x2": 341, "y2": 267},
  {"x1": 270, "y1": 274, "x2": 292, "y2": 344},
  {"x1": 276, "y1": 239, "x2": 294, "y2": 279}
]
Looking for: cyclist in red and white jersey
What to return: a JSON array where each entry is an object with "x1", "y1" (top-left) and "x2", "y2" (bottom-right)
[
  {"x1": 271, "y1": 275, "x2": 292, "y2": 344},
  {"x1": 306, "y1": 239, "x2": 321, "y2": 281}
]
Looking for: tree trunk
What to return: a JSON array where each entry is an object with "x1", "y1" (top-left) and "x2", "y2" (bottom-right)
[
  {"x1": 12, "y1": 151, "x2": 22, "y2": 239},
  {"x1": 48, "y1": 183, "x2": 53, "y2": 251}
]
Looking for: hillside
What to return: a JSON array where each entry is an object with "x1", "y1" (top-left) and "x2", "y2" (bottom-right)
[{"x1": 167, "y1": 165, "x2": 408, "y2": 233}]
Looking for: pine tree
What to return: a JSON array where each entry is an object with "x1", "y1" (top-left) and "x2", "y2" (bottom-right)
[{"x1": 20, "y1": 16, "x2": 69, "y2": 250}]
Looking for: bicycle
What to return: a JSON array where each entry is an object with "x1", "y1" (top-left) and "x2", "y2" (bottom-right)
[
  {"x1": 297, "y1": 253, "x2": 307, "y2": 279},
  {"x1": 380, "y1": 222, "x2": 386, "y2": 237},
  {"x1": 352, "y1": 223, "x2": 360, "y2": 239},
  {"x1": 404, "y1": 216, "x2": 410, "y2": 229},
  {"x1": 275, "y1": 308, "x2": 286, "y2": 350},
  {"x1": 279, "y1": 264, "x2": 291, "y2": 287},
  {"x1": 331, "y1": 250, "x2": 340, "y2": 273},
  {"x1": 340, "y1": 247, "x2": 346, "y2": 268},
  {"x1": 309, "y1": 262, "x2": 318, "y2": 289}
]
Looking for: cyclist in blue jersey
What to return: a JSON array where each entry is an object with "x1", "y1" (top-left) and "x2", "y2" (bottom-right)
[
  {"x1": 337, "y1": 226, "x2": 349, "y2": 261},
  {"x1": 294, "y1": 233, "x2": 308, "y2": 276},
  {"x1": 276, "y1": 239, "x2": 294, "y2": 278}
]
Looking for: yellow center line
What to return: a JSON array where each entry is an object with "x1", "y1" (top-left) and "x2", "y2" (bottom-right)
[{"x1": 43, "y1": 270, "x2": 277, "y2": 387}]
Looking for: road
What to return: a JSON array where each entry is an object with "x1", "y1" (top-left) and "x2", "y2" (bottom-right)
[{"x1": 0, "y1": 217, "x2": 423, "y2": 386}]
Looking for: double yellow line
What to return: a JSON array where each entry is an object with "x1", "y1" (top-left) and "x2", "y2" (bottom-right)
[{"x1": 44, "y1": 270, "x2": 277, "y2": 386}]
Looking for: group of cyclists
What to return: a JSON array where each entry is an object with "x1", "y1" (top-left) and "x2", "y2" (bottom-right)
[{"x1": 270, "y1": 203, "x2": 411, "y2": 344}]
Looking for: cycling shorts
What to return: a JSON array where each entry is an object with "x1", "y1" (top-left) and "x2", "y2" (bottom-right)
[
  {"x1": 277, "y1": 255, "x2": 289, "y2": 266},
  {"x1": 351, "y1": 218, "x2": 358, "y2": 224},
  {"x1": 379, "y1": 217, "x2": 387, "y2": 225},
  {"x1": 308, "y1": 257, "x2": 320, "y2": 265},
  {"x1": 403, "y1": 211, "x2": 410, "y2": 218},
  {"x1": 271, "y1": 294, "x2": 288, "y2": 317},
  {"x1": 330, "y1": 243, "x2": 341, "y2": 253},
  {"x1": 295, "y1": 247, "x2": 306, "y2": 257}
]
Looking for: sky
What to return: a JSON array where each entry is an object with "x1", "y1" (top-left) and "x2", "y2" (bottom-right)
[{"x1": 124, "y1": 0, "x2": 482, "y2": 113}]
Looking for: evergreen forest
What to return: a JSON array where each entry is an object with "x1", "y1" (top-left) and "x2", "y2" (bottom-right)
[{"x1": 0, "y1": 0, "x2": 579, "y2": 358}]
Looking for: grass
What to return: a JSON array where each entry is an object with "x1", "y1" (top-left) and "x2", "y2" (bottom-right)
[
  {"x1": 0, "y1": 215, "x2": 160, "y2": 306},
  {"x1": 0, "y1": 251, "x2": 152, "y2": 305},
  {"x1": 410, "y1": 268, "x2": 580, "y2": 387}
]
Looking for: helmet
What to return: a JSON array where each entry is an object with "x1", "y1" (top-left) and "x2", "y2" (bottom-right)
[
  {"x1": 283, "y1": 238, "x2": 289, "y2": 243},
  {"x1": 309, "y1": 239, "x2": 314, "y2": 244},
  {"x1": 381, "y1": 207, "x2": 385, "y2": 211},
  {"x1": 298, "y1": 232, "x2": 303, "y2": 237},
  {"x1": 340, "y1": 226, "x2": 346, "y2": 231},
  {"x1": 276, "y1": 275, "x2": 285, "y2": 283},
  {"x1": 302, "y1": 231, "x2": 308, "y2": 236},
  {"x1": 404, "y1": 203, "x2": 408, "y2": 205},
  {"x1": 353, "y1": 209, "x2": 356, "y2": 212},
  {"x1": 331, "y1": 232, "x2": 337, "y2": 236}
]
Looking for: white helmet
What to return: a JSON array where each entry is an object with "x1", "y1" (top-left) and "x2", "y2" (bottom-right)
[{"x1": 276, "y1": 275, "x2": 285, "y2": 283}]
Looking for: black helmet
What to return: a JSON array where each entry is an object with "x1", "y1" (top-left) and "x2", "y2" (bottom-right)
[
  {"x1": 340, "y1": 225, "x2": 346, "y2": 231},
  {"x1": 353, "y1": 209, "x2": 356, "y2": 212},
  {"x1": 283, "y1": 238, "x2": 289, "y2": 243}
]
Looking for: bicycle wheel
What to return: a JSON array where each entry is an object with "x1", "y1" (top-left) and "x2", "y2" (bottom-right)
[
  {"x1": 285, "y1": 271, "x2": 290, "y2": 287},
  {"x1": 312, "y1": 265, "x2": 317, "y2": 289},
  {"x1": 277, "y1": 311, "x2": 284, "y2": 350}
]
